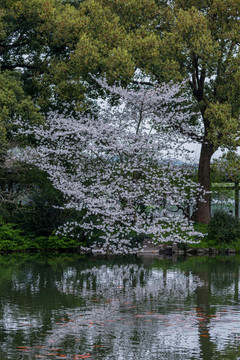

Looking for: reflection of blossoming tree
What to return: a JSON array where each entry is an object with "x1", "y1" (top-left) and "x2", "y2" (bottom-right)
[{"x1": 14, "y1": 79, "x2": 203, "y2": 253}]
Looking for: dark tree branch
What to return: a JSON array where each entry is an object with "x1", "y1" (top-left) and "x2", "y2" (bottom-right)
[
  {"x1": 1, "y1": 63, "x2": 37, "y2": 70},
  {"x1": 176, "y1": 124, "x2": 203, "y2": 143},
  {"x1": 131, "y1": 80, "x2": 155, "y2": 87}
]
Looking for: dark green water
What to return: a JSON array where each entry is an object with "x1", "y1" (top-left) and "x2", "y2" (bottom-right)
[{"x1": 0, "y1": 253, "x2": 240, "y2": 360}]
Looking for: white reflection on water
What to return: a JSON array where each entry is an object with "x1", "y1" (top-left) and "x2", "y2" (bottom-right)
[
  {"x1": 209, "y1": 307, "x2": 240, "y2": 351},
  {"x1": 55, "y1": 265, "x2": 204, "y2": 304},
  {"x1": 1, "y1": 257, "x2": 240, "y2": 360},
  {"x1": 40, "y1": 307, "x2": 201, "y2": 359}
]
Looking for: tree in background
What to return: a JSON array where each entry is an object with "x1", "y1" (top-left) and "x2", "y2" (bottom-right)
[
  {"x1": 0, "y1": 71, "x2": 43, "y2": 159},
  {"x1": 212, "y1": 151, "x2": 240, "y2": 184},
  {"x1": 211, "y1": 151, "x2": 240, "y2": 218},
  {"x1": 0, "y1": 163, "x2": 66, "y2": 235},
  {"x1": 13, "y1": 79, "x2": 203, "y2": 253}
]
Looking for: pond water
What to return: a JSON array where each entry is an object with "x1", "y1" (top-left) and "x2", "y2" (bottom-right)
[{"x1": 1, "y1": 253, "x2": 240, "y2": 360}]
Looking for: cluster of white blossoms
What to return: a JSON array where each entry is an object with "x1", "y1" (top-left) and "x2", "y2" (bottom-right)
[{"x1": 13, "y1": 78, "x2": 204, "y2": 254}]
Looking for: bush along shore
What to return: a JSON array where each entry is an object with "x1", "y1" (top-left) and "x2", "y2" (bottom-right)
[
  {"x1": 1, "y1": 210, "x2": 240, "y2": 256},
  {"x1": 138, "y1": 239, "x2": 237, "y2": 257}
]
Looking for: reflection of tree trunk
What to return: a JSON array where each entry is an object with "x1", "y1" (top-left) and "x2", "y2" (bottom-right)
[
  {"x1": 163, "y1": 269, "x2": 167, "y2": 288},
  {"x1": 234, "y1": 267, "x2": 239, "y2": 302},
  {"x1": 196, "y1": 272, "x2": 215, "y2": 359}
]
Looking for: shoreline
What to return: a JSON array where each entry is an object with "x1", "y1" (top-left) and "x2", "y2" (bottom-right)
[
  {"x1": 138, "y1": 239, "x2": 237, "y2": 256},
  {"x1": 0, "y1": 244, "x2": 238, "y2": 257}
]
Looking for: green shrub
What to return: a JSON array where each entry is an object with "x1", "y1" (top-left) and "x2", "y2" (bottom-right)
[
  {"x1": 0, "y1": 218, "x2": 85, "y2": 251},
  {"x1": 47, "y1": 234, "x2": 84, "y2": 249},
  {"x1": 0, "y1": 220, "x2": 31, "y2": 250},
  {"x1": 208, "y1": 210, "x2": 240, "y2": 244}
]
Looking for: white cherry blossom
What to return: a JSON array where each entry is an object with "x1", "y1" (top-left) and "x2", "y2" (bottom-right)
[{"x1": 12, "y1": 79, "x2": 203, "y2": 254}]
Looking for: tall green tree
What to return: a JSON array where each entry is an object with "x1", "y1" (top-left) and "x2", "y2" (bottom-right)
[
  {"x1": 0, "y1": 0, "x2": 57, "y2": 156},
  {"x1": 152, "y1": 0, "x2": 240, "y2": 223},
  {"x1": 0, "y1": 0, "x2": 158, "y2": 222},
  {"x1": 70, "y1": 0, "x2": 240, "y2": 223},
  {"x1": 0, "y1": 71, "x2": 43, "y2": 158},
  {"x1": 0, "y1": 0, "x2": 155, "y2": 154},
  {"x1": 0, "y1": 1, "x2": 100, "y2": 156}
]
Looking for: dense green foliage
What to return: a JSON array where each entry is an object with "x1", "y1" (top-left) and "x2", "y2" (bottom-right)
[
  {"x1": 1, "y1": 0, "x2": 240, "y2": 151},
  {"x1": 0, "y1": 218, "x2": 85, "y2": 251},
  {"x1": 0, "y1": 164, "x2": 66, "y2": 235},
  {"x1": 0, "y1": 0, "x2": 159, "y2": 158},
  {"x1": 208, "y1": 210, "x2": 240, "y2": 245}
]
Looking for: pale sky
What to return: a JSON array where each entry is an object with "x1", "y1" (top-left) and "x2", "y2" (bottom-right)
[{"x1": 183, "y1": 142, "x2": 225, "y2": 164}]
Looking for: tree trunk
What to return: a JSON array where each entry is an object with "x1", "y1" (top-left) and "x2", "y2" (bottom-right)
[
  {"x1": 235, "y1": 182, "x2": 239, "y2": 219},
  {"x1": 193, "y1": 141, "x2": 214, "y2": 224}
]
